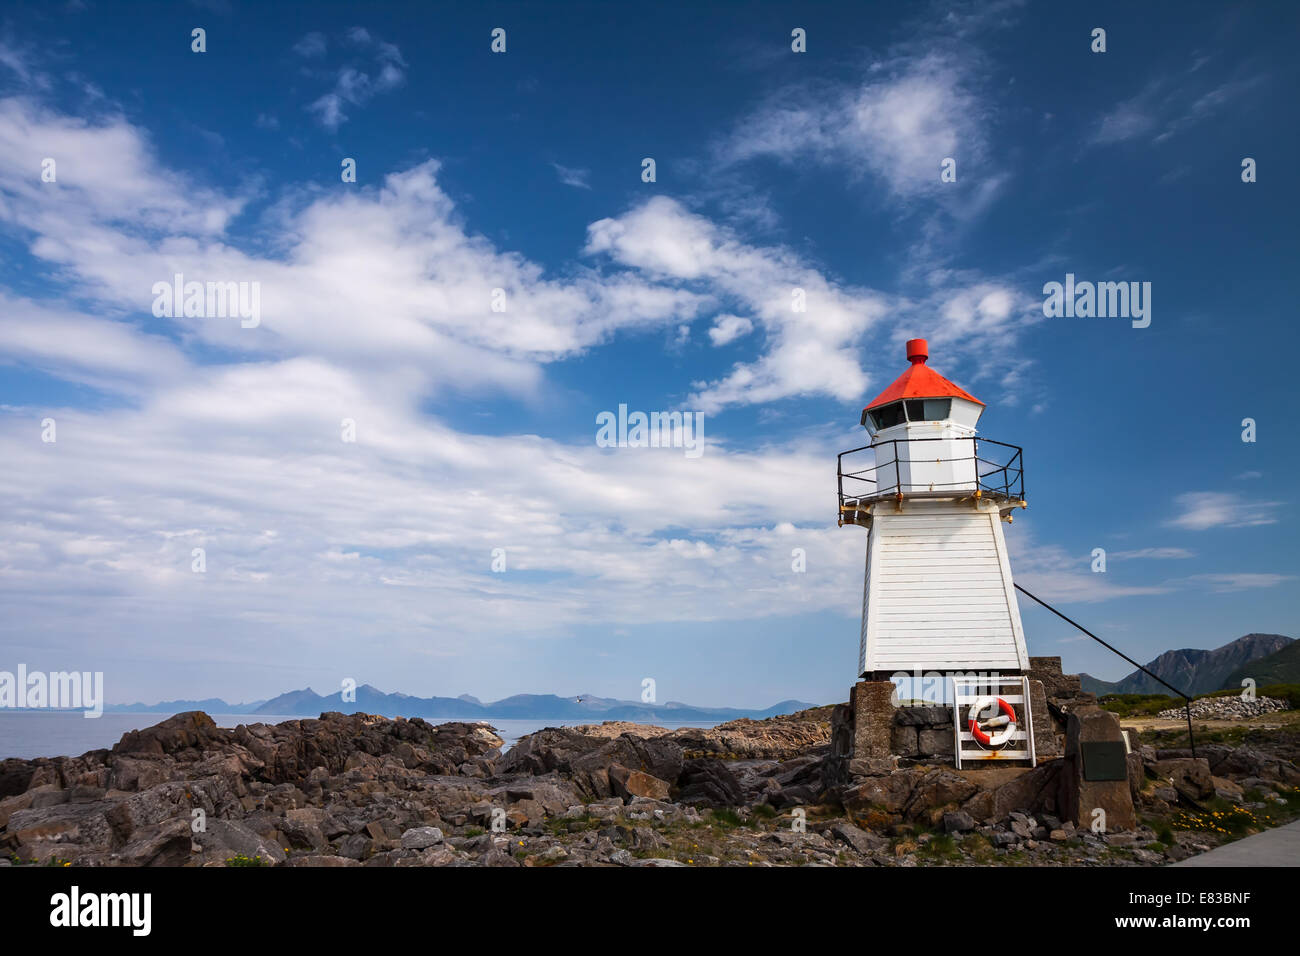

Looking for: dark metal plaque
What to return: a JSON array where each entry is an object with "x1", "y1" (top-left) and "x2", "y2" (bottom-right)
[{"x1": 1081, "y1": 741, "x2": 1129, "y2": 781}]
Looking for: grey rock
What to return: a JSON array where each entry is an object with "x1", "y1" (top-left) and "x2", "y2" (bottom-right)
[
  {"x1": 283, "y1": 854, "x2": 361, "y2": 867},
  {"x1": 943, "y1": 811, "x2": 975, "y2": 833},
  {"x1": 195, "y1": 818, "x2": 287, "y2": 864},
  {"x1": 337, "y1": 833, "x2": 371, "y2": 860},
  {"x1": 628, "y1": 858, "x2": 687, "y2": 867},
  {"x1": 400, "y1": 826, "x2": 444, "y2": 849},
  {"x1": 830, "y1": 822, "x2": 885, "y2": 854}
]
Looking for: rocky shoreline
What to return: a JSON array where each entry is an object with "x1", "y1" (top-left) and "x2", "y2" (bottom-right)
[{"x1": 1, "y1": 707, "x2": 1297, "y2": 867}]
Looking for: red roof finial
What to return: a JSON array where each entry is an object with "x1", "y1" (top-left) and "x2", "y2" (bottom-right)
[{"x1": 862, "y1": 337, "x2": 984, "y2": 411}]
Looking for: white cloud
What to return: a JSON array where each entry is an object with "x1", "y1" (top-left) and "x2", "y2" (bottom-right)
[
  {"x1": 551, "y1": 162, "x2": 591, "y2": 189},
  {"x1": 1007, "y1": 535, "x2": 1172, "y2": 605},
  {"x1": 1089, "y1": 70, "x2": 1263, "y2": 147},
  {"x1": 0, "y1": 89, "x2": 1142, "y2": 698},
  {"x1": 304, "y1": 28, "x2": 407, "y2": 130},
  {"x1": 0, "y1": 97, "x2": 244, "y2": 236},
  {"x1": 0, "y1": 97, "x2": 865, "y2": 673},
  {"x1": 292, "y1": 32, "x2": 327, "y2": 58},
  {"x1": 1167, "y1": 492, "x2": 1282, "y2": 531},
  {"x1": 1185, "y1": 573, "x2": 1294, "y2": 593},
  {"x1": 0, "y1": 294, "x2": 188, "y2": 393},
  {"x1": 707, "y1": 314, "x2": 753, "y2": 346},
  {"x1": 1108, "y1": 547, "x2": 1196, "y2": 561},
  {"x1": 587, "y1": 196, "x2": 887, "y2": 412},
  {"x1": 0, "y1": 99, "x2": 709, "y2": 400},
  {"x1": 719, "y1": 54, "x2": 992, "y2": 201}
]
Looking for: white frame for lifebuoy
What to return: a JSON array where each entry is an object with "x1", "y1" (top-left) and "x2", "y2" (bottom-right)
[
  {"x1": 967, "y1": 695, "x2": 1017, "y2": 748},
  {"x1": 951, "y1": 675, "x2": 1036, "y2": 768}
]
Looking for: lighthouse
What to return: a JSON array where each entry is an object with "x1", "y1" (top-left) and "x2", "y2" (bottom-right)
[{"x1": 838, "y1": 339, "x2": 1029, "y2": 682}]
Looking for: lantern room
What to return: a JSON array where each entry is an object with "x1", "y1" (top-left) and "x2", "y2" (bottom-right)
[{"x1": 858, "y1": 338, "x2": 987, "y2": 496}]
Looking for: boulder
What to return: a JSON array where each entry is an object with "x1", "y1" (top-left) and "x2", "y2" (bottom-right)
[
  {"x1": 843, "y1": 769, "x2": 920, "y2": 815},
  {"x1": 990, "y1": 760, "x2": 1062, "y2": 822},
  {"x1": 115, "y1": 818, "x2": 193, "y2": 866},
  {"x1": 0, "y1": 791, "x2": 34, "y2": 829},
  {"x1": 194, "y1": 818, "x2": 287, "y2": 864},
  {"x1": 676, "y1": 759, "x2": 744, "y2": 806},
  {"x1": 1211, "y1": 776, "x2": 1244, "y2": 802},
  {"x1": 280, "y1": 809, "x2": 328, "y2": 851},
  {"x1": 283, "y1": 854, "x2": 361, "y2": 867},
  {"x1": 5, "y1": 800, "x2": 115, "y2": 858},
  {"x1": 628, "y1": 858, "x2": 687, "y2": 867},
  {"x1": 1151, "y1": 758, "x2": 1214, "y2": 802},
  {"x1": 107, "y1": 757, "x2": 176, "y2": 793},
  {"x1": 114, "y1": 712, "x2": 225, "y2": 757},
  {"x1": 667, "y1": 707, "x2": 833, "y2": 760},
  {"x1": 400, "y1": 826, "x2": 444, "y2": 849},
  {"x1": 608, "y1": 766, "x2": 672, "y2": 802},
  {"x1": 0, "y1": 758, "x2": 36, "y2": 799},
  {"x1": 336, "y1": 833, "x2": 372, "y2": 860},
  {"x1": 904, "y1": 768, "x2": 978, "y2": 819},
  {"x1": 496, "y1": 780, "x2": 579, "y2": 817},
  {"x1": 830, "y1": 821, "x2": 886, "y2": 855},
  {"x1": 497, "y1": 727, "x2": 607, "y2": 776},
  {"x1": 943, "y1": 810, "x2": 975, "y2": 833},
  {"x1": 569, "y1": 722, "x2": 671, "y2": 739}
]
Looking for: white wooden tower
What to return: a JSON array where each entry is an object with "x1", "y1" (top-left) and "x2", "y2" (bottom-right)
[{"x1": 838, "y1": 339, "x2": 1030, "y2": 680}]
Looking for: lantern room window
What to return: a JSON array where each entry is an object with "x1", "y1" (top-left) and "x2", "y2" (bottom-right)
[
  {"x1": 867, "y1": 402, "x2": 905, "y2": 432},
  {"x1": 867, "y1": 398, "x2": 953, "y2": 433},
  {"x1": 905, "y1": 398, "x2": 952, "y2": 421}
]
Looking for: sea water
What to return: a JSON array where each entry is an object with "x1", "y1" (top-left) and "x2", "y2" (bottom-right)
[{"x1": 0, "y1": 712, "x2": 717, "y2": 760}]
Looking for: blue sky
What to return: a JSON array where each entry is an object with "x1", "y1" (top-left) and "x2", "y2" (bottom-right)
[{"x1": 0, "y1": 0, "x2": 1296, "y2": 707}]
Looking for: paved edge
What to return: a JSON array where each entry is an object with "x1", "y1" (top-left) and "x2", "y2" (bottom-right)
[{"x1": 1171, "y1": 818, "x2": 1300, "y2": 867}]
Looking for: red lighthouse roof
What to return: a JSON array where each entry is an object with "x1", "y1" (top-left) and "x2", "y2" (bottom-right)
[{"x1": 864, "y1": 339, "x2": 984, "y2": 411}]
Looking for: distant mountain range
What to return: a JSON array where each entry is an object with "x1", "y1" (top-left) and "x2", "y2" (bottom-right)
[
  {"x1": 1079, "y1": 633, "x2": 1294, "y2": 697},
  {"x1": 1225, "y1": 640, "x2": 1300, "y2": 687},
  {"x1": 57, "y1": 634, "x2": 1300, "y2": 717},
  {"x1": 104, "y1": 685, "x2": 814, "y2": 723}
]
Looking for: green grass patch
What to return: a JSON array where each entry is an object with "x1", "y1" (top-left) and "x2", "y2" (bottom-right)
[
  {"x1": 918, "y1": 833, "x2": 960, "y2": 862},
  {"x1": 1099, "y1": 693, "x2": 1177, "y2": 717},
  {"x1": 710, "y1": 808, "x2": 744, "y2": 829}
]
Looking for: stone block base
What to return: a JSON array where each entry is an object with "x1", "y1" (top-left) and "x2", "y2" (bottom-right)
[
  {"x1": 824, "y1": 676, "x2": 1062, "y2": 788},
  {"x1": 849, "y1": 680, "x2": 895, "y2": 759},
  {"x1": 1058, "y1": 706, "x2": 1137, "y2": 831}
]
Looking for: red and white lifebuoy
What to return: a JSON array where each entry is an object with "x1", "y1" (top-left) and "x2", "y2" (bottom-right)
[{"x1": 967, "y1": 696, "x2": 1017, "y2": 748}]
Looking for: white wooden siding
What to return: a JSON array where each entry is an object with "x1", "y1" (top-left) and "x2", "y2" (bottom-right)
[{"x1": 859, "y1": 507, "x2": 1030, "y2": 674}]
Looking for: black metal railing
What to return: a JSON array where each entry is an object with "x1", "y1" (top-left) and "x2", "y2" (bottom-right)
[{"x1": 837, "y1": 436, "x2": 1024, "y2": 517}]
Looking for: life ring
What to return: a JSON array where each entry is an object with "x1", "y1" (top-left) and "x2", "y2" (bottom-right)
[{"x1": 967, "y1": 696, "x2": 1017, "y2": 748}]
